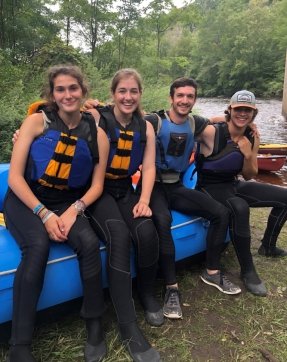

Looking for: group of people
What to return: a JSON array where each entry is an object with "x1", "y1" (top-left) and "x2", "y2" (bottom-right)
[{"x1": 3, "y1": 64, "x2": 287, "y2": 362}]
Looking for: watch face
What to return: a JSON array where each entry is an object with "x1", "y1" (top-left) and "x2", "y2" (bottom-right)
[{"x1": 73, "y1": 200, "x2": 85, "y2": 215}]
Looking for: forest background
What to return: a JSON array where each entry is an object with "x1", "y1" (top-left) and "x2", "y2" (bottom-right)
[{"x1": 0, "y1": 0, "x2": 287, "y2": 162}]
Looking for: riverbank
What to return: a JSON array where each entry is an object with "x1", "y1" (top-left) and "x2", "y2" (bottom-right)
[{"x1": 0, "y1": 208, "x2": 286, "y2": 362}]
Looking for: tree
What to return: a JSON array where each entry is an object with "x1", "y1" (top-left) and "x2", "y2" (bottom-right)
[
  {"x1": 190, "y1": 0, "x2": 283, "y2": 96},
  {"x1": 56, "y1": 0, "x2": 83, "y2": 46},
  {"x1": 31, "y1": 38, "x2": 86, "y2": 71},
  {"x1": 145, "y1": 0, "x2": 174, "y2": 59},
  {"x1": 0, "y1": 0, "x2": 59, "y2": 62},
  {"x1": 113, "y1": 0, "x2": 142, "y2": 68},
  {"x1": 70, "y1": 0, "x2": 115, "y2": 61}
]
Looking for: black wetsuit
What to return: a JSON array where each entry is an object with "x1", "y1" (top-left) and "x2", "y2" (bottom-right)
[
  {"x1": 4, "y1": 111, "x2": 105, "y2": 345},
  {"x1": 88, "y1": 107, "x2": 159, "y2": 321},
  {"x1": 147, "y1": 113, "x2": 230, "y2": 285},
  {"x1": 196, "y1": 122, "x2": 287, "y2": 273}
]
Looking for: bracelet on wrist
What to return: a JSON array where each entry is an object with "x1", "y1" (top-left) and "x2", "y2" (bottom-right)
[
  {"x1": 72, "y1": 199, "x2": 86, "y2": 216},
  {"x1": 38, "y1": 207, "x2": 49, "y2": 220},
  {"x1": 42, "y1": 211, "x2": 54, "y2": 224},
  {"x1": 33, "y1": 203, "x2": 45, "y2": 215}
]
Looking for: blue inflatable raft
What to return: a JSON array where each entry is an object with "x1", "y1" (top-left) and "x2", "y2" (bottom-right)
[{"x1": 0, "y1": 163, "x2": 209, "y2": 325}]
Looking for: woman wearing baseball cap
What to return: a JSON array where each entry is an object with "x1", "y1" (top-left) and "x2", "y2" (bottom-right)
[{"x1": 195, "y1": 90, "x2": 287, "y2": 297}]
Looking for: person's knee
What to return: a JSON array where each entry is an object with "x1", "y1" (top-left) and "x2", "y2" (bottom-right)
[
  {"x1": 153, "y1": 211, "x2": 171, "y2": 232},
  {"x1": 106, "y1": 220, "x2": 131, "y2": 273},
  {"x1": 227, "y1": 197, "x2": 250, "y2": 237},
  {"x1": 206, "y1": 202, "x2": 230, "y2": 230},
  {"x1": 152, "y1": 213, "x2": 175, "y2": 256},
  {"x1": 76, "y1": 230, "x2": 102, "y2": 278},
  {"x1": 24, "y1": 230, "x2": 50, "y2": 256},
  {"x1": 21, "y1": 234, "x2": 50, "y2": 281},
  {"x1": 216, "y1": 203, "x2": 230, "y2": 221},
  {"x1": 228, "y1": 197, "x2": 250, "y2": 218},
  {"x1": 74, "y1": 228, "x2": 100, "y2": 254},
  {"x1": 135, "y1": 219, "x2": 159, "y2": 267}
]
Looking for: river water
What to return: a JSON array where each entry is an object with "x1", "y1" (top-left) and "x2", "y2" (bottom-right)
[{"x1": 196, "y1": 97, "x2": 287, "y2": 187}]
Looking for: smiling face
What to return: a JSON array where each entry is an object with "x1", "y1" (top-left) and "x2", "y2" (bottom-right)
[
  {"x1": 52, "y1": 74, "x2": 83, "y2": 116},
  {"x1": 230, "y1": 106, "x2": 255, "y2": 129},
  {"x1": 170, "y1": 86, "x2": 197, "y2": 119},
  {"x1": 112, "y1": 75, "x2": 142, "y2": 118}
]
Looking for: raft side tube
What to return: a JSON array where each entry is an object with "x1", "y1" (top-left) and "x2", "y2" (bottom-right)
[{"x1": 0, "y1": 162, "x2": 209, "y2": 324}]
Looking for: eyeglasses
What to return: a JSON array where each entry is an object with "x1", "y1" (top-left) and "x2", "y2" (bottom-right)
[{"x1": 233, "y1": 107, "x2": 254, "y2": 113}]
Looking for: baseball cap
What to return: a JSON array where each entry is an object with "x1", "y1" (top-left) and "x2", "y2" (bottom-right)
[{"x1": 230, "y1": 90, "x2": 256, "y2": 109}]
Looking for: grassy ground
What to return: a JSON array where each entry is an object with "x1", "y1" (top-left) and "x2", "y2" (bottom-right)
[{"x1": 1, "y1": 208, "x2": 286, "y2": 362}]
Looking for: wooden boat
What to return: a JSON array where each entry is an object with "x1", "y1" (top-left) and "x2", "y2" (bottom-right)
[
  {"x1": 257, "y1": 154, "x2": 286, "y2": 172},
  {"x1": 259, "y1": 143, "x2": 287, "y2": 156},
  {"x1": 0, "y1": 163, "x2": 212, "y2": 325}
]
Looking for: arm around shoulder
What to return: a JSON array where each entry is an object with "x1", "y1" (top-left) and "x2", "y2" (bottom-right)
[
  {"x1": 196, "y1": 124, "x2": 216, "y2": 157},
  {"x1": 209, "y1": 115, "x2": 227, "y2": 123}
]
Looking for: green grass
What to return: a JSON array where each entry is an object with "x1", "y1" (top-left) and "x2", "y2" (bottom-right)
[{"x1": 1, "y1": 208, "x2": 287, "y2": 361}]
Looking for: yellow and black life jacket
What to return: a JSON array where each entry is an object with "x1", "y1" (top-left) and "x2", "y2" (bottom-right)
[
  {"x1": 97, "y1": 105, "x2": 146, "y2": 179},
  {"x1": 27, "y1": 105, "x2": 98, "y2": 190}
]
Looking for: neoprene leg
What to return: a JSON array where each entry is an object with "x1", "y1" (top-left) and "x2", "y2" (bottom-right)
[
  {"x1": 134, "y1": 219, "x2": 160, "y2": 312},
  {"x1": 235, "y1": 180, "x2": 287, "y2": 249},
  {"x1": 106, "y1": 219, "x2": 136, "y2": 324},
  {"x1": 67, "y1": 218, "x2": 105, "y2": 319},
  {"x1": 204, "y1": 203, "x2": 230, "y2": 270},
  {"x1": 226, "y1": 197, "x2": 255, "y2": 274},
  {"x1": 149, "y1": 186, "x2": 177, "y2": 286},
  {"x1": 10, "y1": 239, "x2": 49, "y2": 345},
  {"x1": 4, "y1": 204, "x2": 50, "y2": 346},
  {"x1": 261, "y1": 207, "x2": 287, "y2": 248}
]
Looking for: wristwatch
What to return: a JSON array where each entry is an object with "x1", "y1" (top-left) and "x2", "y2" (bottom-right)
[{"x1": 72, "y1": 199, "x2": 86, "y2": 216}]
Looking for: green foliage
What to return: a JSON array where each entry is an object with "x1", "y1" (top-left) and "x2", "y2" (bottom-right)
[
  {"x1": 141, "y1": 84, "x2": 170, "y2": 112},
  {"x1": 1, "y1": 0, "x2": 285, "y2": 97},
  {"x1": 190, "y1": 0, "x2": 285, "y2": 97},
  {"x1": 272, "y1": 0, "x2": 287, "y2": 53},
  {"x1": 169, "y1": 56, "x2": 191, "y2": 78},
  {"x1": 0, "y1": 0, "x2": 287, "y2": 159},
  {"x1": 0, "y1": 104, "x2": 22, "y2": 163},
  {"x1": 0, "y1": 0, "x2": 59, "y2": 62},
  {"x1": 31, "y1": 38, "x2": 86, "y2": 72}
]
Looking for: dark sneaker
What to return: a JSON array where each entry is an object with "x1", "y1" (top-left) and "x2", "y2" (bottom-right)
[
  {"x1": 138, "y1": 293, "x2": 164, "y2": 327},
  {"x1": 241, "y1": 270, "x2": 267, "y2": 297},
  {"x1": 6, "y1": 346, "x2": 36, "y2": 362},
  {"x1": 258, "y1": 244, "x2": 287, "y2": 257},
  {"x1": 84, "y1": 341, "x2": 107, "y2": 362},
  {"x1": 126, "y1": 345, "x2": 162, "y2": 362},
  {"x1": 163, "y1": 288, "x2": 182, "y2": 319},
  {"x1": 144, "y1": 309, "x2": 164, "y2": 327},
  {"x1": 119, "y1": 321, "x2": 162, "y2": 362},
  {"x1": 200, "y1": 270, "x2": 241, "y2": 295}
]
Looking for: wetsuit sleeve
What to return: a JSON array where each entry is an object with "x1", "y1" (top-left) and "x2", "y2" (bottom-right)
[{"x1": 193, "y1": 115, "x2": 210, "y2": 137}]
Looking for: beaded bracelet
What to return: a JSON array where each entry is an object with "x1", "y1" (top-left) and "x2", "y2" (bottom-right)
[
  {"x1": 42, "y1": 211, "x2": 54, "y2": 224},
  {"x1": 38, "y1": 207, "x2": 49, "y2": 220}
]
